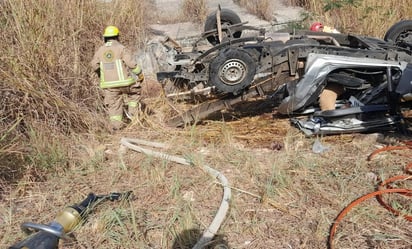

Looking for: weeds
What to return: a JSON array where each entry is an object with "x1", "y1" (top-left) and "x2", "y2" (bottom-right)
[
  {"x1": 181, "y1": 0, "x2": 207, "y2": 23},
  {"x1": 2, "y1": 121, "x2": 411, "y2": 248},
  {"x1": 234, "y1": 0, "x2": 274, "y2": 21},
  {"x1": 289, "y1": 0, "x2": 412, "y2": 36},
  {"x1": 26, "y1": 128, "x2": 69, "y2": 171},
  {"x1": 0, "y1": 0, "x2": 151, "y2": 182},
  {"x1": 0, "y1": 118, "x2": 25, "y2": 182}
]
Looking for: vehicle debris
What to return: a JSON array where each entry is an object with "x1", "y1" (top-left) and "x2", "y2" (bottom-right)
[
  {"x1": 156, "y1": 9, "x2": 412, "y2": 135},
  {"x1": 312, "y1": 138, "x2": 329, "y2": 154}
]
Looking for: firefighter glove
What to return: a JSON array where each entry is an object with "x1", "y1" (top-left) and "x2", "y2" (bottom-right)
[
  {"x1": 137, "y1": 72, "x2": 144, "y2": 82},
  {"x1": 132, "y1": 66, "x2": 142, "y2": 74}
]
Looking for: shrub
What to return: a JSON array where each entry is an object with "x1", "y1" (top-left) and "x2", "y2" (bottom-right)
[
  {"x1": 234, "y1": 0, "x2": 274, "y2": 21},
  {"x1": 181, "y1": 0, "x2": 208, "y2": 23},
  {"x1": 0, "y1": 0, "x2": 150, "y2": 181}
]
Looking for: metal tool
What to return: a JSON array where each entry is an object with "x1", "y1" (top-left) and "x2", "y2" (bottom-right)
[{"x1": 9, "y1": 191, "x2": 132, "y2": 249}]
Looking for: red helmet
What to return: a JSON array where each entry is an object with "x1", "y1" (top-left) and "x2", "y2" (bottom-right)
[{"x1": 310, "y1": 22, "x2": 324, "y2": 31}]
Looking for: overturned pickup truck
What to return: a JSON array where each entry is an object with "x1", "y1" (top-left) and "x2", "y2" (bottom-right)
[{"x1": 156, "y1": 9, "x2": 412, "y2": 135}]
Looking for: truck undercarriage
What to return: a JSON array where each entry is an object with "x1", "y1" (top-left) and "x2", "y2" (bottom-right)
[{"x1": 156, "y1": 10, "x2": 412, "y2": 135}]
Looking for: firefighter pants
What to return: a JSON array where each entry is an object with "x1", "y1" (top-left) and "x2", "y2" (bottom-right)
[{"x1": 103, "y1": 83, "x2": 142, "y2": 129}]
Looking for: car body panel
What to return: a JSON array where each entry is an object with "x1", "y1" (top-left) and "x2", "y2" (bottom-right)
[{"x1": 278, "y1": 54, "x2": 407, "y2": 114}]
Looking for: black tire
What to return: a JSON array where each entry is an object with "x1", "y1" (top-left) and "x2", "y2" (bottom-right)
[
  {"x1": 384, "y1": 20, "x2": 412, "y2": 45},
  {"x1": 204, "y1": 8, "x2": 242, "y2": 45},
  {"x1": 209, "y1": 48, "x2": 256, "y2": 95}
]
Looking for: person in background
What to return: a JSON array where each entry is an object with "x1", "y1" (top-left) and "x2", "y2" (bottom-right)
[
  {"x1": 91, "y1": 25, "x2": 144, "y2": 131},
  {"x1": 310, "y1": 22, "x2": 343, "y2": 110}
]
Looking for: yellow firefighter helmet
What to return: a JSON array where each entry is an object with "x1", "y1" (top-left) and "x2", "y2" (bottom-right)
[{"x1": 103, "y1": 26, "x2": 119, "y2": 38}]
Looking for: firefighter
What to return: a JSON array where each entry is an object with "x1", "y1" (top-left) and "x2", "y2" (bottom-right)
[{"x1": 90, "y1": 25, "x2": 144, "y2": 130}]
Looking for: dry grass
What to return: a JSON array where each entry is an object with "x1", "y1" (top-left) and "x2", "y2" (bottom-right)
[
  {"x1": 181, "y1": 0, "x2": 208, "y2": 24},
  {"x1": 0, "y1": 0, "x2": 151, "y2": 183},
  {"x1": 1, "y1": 0, "x2": 412, "y2": 249},
  {"x1": 1, "y1": 116, "x2": 411, "y2": 248},
  {"x1": 151, "y1": 0, "x2": 207, "y2": 25},
  {"x1": 288, "y1": 0, "x2": 412, "y2": 37},
  {"x1": 234, "y1": 0, "x2": 275, "y2": 21}
]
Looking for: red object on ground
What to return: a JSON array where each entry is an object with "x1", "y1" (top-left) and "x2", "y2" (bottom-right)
[{"x1": 310, "y1": 22, "x2": 324, "y2": 31}]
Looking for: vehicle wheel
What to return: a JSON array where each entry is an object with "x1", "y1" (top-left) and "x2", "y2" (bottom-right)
[
  {"x1": 209, "y1": 48, "x2": 256, "y2": 95},
  {"x1": 204, "y1": 8, "x2": 242, "y2": 45},
  {"x1": 384, "y1": 20, "x2": 412, "y2": 45}
]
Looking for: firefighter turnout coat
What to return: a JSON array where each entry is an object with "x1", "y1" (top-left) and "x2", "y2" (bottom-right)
[{"x1": 90, "y1": 40, "x2": 140, "y2": 89}]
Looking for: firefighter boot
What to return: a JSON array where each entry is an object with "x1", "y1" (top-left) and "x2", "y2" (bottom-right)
[
  {"x1": 126, "y1": 101, "x2": 141, "y2": 120},
  {"x1": 109, "y1": 115, "x2": 126, "y2": 131}
]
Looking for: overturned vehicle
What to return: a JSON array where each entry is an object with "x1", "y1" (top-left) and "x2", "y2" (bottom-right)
[{"x1": 156, "y1": 9, "x2": 412, "y2": 135}]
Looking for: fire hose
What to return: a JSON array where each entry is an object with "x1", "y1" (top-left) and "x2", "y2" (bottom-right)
[
  {"x1": 9, "y1": 191, "x2": 132, "y2": 249},
  {"x1": 329, "y1": 142, "x2": 412, "y2": 249},
  {"x1": 119, "y1": 137, "x2": 231, "y2": 249}
]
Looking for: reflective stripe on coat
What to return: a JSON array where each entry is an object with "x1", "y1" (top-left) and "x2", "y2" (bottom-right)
[{"x1": 90, "y1": 40, "x2": 138, "y2": 89}]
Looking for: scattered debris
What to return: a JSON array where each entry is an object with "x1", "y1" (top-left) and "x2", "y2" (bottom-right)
[
  {"x1": 270, "y1": 141, "x2": 283, "y2": 151},
  {"x1": 312, "y1": 138, "x2": 329, "y2": 154}
]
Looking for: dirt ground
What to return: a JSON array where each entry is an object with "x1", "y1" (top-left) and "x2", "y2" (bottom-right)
[{"x1": 2, "y1": 76, "x2": 411, "y2": 248}]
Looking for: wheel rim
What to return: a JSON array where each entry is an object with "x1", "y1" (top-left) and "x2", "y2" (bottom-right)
[
  {"x1": 397, "y1": 31, "x2": 412, "y2": 44},
  {"x1": 219, "y1": 59, "x2": 247, "y2": 85},
  {"x1": 211, "y1": 21, "x2": 236, "y2": 44}
]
